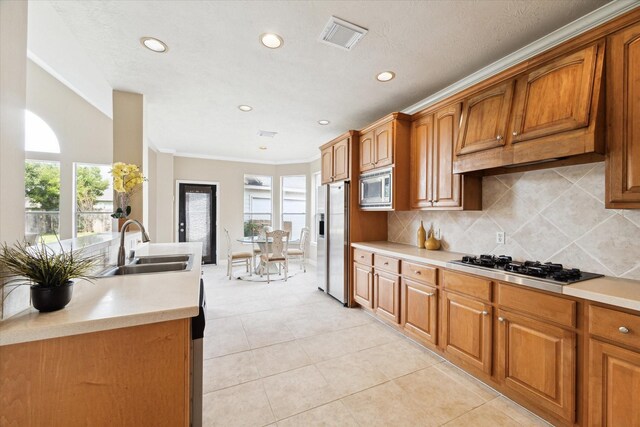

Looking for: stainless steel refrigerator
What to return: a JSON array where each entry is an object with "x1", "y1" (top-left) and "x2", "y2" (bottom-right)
[{"x1": 317, "y1": 182, "x2": 349, "y2": 305}]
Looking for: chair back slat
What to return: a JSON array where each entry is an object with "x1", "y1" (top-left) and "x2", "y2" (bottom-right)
[{"x1": 266, "y1": 230, "x2": 289, "y2": 258}]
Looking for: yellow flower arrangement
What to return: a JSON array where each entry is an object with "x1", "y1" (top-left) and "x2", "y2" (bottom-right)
[{"x1": 110, "y1": 162, "x2": 146, "y2": 219}]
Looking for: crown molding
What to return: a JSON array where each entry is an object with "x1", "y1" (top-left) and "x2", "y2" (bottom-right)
[
  {"x1": 402, "y1": 0, "x2": 640, "y2": 115},
  {"x1": 171, "y1": 151, "x2": 319, "y2": 166}
]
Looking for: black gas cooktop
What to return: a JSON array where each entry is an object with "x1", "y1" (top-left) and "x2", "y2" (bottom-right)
[{"x1": 450, "y1": 254, "x2": 603, "y2": 285}]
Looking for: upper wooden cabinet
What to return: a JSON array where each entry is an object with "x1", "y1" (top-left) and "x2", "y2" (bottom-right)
[
  {"x1": 358, "y1": 113, "x2": 411, "y2": 211},
  {"x1": 457, "y1": 80, "x2": 515, "y2": 156},
  {"x1": 411, "y1": 104, "x2": 481, "y2": 210},
  {"x1": 320, "y1": 131, "x2": 355, "y2": 184},
  {"x1": 359, "y1": 113, "x2": 410, "y2": 173},
  {"x1": 453, "y1": 42, "x2": 606, "y2": 173},
  {"x1": 606, "y1": 22, "x2": 640, "y2": 208}
]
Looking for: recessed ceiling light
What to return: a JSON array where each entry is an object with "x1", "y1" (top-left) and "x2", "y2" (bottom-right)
[
  {"x1": 238, "y1": 105, "x2": 253, "y2": 112},
  {"x1": 140, "y1": 37, "x2": 168, "y2": 53},
  {"x1": 259, "y1": 146, "x2": 268, "y2": 150},
  {"x1": 318, "y1": 120, "x2": 330, "y2": 125},
  {"x1": 260, "y1": 33, "x2": 283, "y2": 49},
  {"x1": 376, "y1": 71, "x2": 395, "y2": 82}
]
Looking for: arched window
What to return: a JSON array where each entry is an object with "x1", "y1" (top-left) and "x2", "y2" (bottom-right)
[{"x1": 25, "y1": 110, "x2": 60, "y2": 153}]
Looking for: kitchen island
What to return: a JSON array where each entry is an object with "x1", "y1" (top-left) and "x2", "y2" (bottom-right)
[{"x1": 0, "y1": 242, "x2": 202, "y2": 427}]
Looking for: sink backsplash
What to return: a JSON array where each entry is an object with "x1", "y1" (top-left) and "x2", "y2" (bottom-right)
[{"x1": 389, "y1": 162, "x2": 640, "y2": 280}]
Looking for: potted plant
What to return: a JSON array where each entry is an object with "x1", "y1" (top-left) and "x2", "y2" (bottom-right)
[
  {"x1": 110, "y1": 162, "x2": 146, "y2": 230},
  {"x1": 0, "y1": 241, "x2": 99, "y2": 312}
]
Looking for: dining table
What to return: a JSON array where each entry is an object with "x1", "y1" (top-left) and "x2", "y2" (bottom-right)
[{"x1": 237, "y1": 236, "x2": 299, "y2": 274}]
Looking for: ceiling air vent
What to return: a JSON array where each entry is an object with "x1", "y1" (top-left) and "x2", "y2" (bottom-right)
[
  {"x1": 258, "y1": 130, "x2": 278, "y2": 138},
  {"x1": 319, "y1": 16, "x2": 368, "y2": 51}
]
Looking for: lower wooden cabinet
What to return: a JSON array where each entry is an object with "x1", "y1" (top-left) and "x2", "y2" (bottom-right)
[
  {"x1": 374, "y1": 270, "x2": 400, "y2": 324},
  {"x1": 497, "y1": 309, "x2": 576, "y2": 424},
  {"x1": 401, "y1": 278, "x2": 437, "y2": 345},
  {"x1": 589, "y1": 339, "x2": 640, "y2": 427},
  {"x1": 353, "y1": 262, "x2": 373, "y2": 309},
  {"x1": 442, "y1": 290, "x2": 492, "y2": 374}
]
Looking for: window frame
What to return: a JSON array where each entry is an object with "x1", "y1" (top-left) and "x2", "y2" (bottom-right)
[
  {"x1": 280, "y1": 175, "x2": 307, "y2": 241},
  {"x1": 243, "y1": 174, "x2": 274, "y2": 236}
]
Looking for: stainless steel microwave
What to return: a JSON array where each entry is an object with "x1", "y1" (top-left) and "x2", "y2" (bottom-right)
[{"x1": 359, "y1": 167, "x2": 393, "y2": 209}]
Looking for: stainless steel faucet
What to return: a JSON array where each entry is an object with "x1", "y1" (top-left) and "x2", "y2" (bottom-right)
[{"x1": 118, "y1": 219, "x2": 151, "y2": 266}]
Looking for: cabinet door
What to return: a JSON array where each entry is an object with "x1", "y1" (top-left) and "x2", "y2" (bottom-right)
[
  {"x1": 374, "y1": 270, "x2": 400, "y2": 324},
  {"x1": 402, "y1": 278, "x2": 437, "y2": 345},
  {"x1": 606, "y1": 23, "x2": 640, "y2": 208},
  {"x1": 442, "y1": 291, "x2": 492, "y2": 374},
  {"x1": 457, "y1": 80, "x2": 514, "y2": 155},
  {"x1": 321, "y1": 146, "x2": 334, "y2": 184},
  {"x1": 353, "y1": 263, "x2": 373, "y2": 309},
  {"x1": 497, "y1": 310, "x2": 576, "y2": 423},
  {"x1": 374, "y1": 122, "x2": 394, "y2": 168},
  {"x1": 510, "y1": 44, "x2": 598, "y2": 144},
  {"x1": 359, "y1": 130, "x2": 375, "y2": 172},
  {"x1": 589, "y1": 339, "x2": 640, "y2": 427},
  {"x1": 410, "y1": 114, "x2": 434, "y2": 209},
  {"x1": 332, "y1": 138, "x2": 350, "y2": 182},
  {"x1": 432, "y1": 103, "x2": 462, "y2": 208}
]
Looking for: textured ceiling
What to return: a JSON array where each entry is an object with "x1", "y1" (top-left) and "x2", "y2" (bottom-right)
[{"x1": 49, "y1": 0, "x2": 608, "y2": 163}]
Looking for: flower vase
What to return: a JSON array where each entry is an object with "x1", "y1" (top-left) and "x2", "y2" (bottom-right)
[{"x1": 118, "y1": 217, "x2": 127, "y2": 232}]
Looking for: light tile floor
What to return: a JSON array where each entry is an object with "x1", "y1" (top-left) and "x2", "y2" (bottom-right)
[{"x1": 202, "y1": 263, "x2": 552, "y2": 427}]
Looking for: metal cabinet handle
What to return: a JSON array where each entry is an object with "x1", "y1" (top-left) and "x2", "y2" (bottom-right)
[
  {"x1": 384, "y1": 262, "x2": 389, "y2": 266},
  {"x1": 619, "y1": 326, "x2": 630, "y2": 334},
  {"x1": 360, "y1": 255, "x2": 365, "y2": 259},
  {"x1": 496, "y1": 135, "x2": 503, "y2": 141},
  {"x1": 481, "y1": 310, "x2": 489, "y2": 316},
  {"x1": 413, "y1": 270, "x2": 421, "y2": 275},
  {"x1": 512, "y1": 131, "x2": 518, "y2": 136},
  {"x1": 498, "y1": 316, "x2": 505, "y2": 322},
  {"x1": 426, "y1": 292, "x2": 435, "y2": 297}
]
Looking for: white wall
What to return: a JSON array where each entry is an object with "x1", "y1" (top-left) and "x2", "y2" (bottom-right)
[
  {"x1": 26, "y1": 60, "x2": 113, "y2": 240},
  {"x1": 158, "y1": 156, "x2": 319, "y2": 262},
  {"x1": 0, "y1": 0, "x2": 29, "y2": 319}
]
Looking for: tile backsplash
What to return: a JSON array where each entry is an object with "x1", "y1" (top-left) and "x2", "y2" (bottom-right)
[{"x1": 388, "y1": 162, "x2": 640, "y2": 280}]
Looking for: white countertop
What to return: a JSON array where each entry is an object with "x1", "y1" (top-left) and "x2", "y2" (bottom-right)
[
  {"x1": 0, "y1": 242, "x2": 202, "y2": 346},
  {"x1": 352, "y1": 241, "x2": 640, "y2": 312}
]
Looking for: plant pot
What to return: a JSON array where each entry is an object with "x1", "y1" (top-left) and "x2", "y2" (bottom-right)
[{"x1": 30, "y1": 281, "x2": 74, "y2": 312}]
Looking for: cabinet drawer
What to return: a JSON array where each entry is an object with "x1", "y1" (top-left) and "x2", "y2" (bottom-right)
[
  {"x1": 353, "y1": 249, "x2": 373, "y2": 266},
  {"x1": 589, "y1": 305, "x2": 640, "y2": 350},
  {"x1": 498, "y1": 283, "x2": 576, "y2": 328},
  {"x1": 442, "y1": 270, "x2": 491, "y2": 302},
  {"x1": 401, "y1": 261, "x2": 437, "y2": 285},
  {"x1": 374, "y1": 254, "x2": 400, "y2": 274}
]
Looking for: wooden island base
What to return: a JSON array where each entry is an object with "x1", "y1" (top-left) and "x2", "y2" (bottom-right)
[{"x1": 0, "y1": 319, "x2": 191, "y2": 427}]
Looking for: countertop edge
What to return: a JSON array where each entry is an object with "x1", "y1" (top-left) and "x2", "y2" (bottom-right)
[{"x1": 563, "y1": 287, "x2": 640, "y2": 312}]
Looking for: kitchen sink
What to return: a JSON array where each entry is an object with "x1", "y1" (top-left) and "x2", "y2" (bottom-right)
[
  {"x1": 135, "y1": 254, "x2": 191, "y2": 264},
  {"x1": 98, "y1": 253, "x2": 195, "y2": 277}
]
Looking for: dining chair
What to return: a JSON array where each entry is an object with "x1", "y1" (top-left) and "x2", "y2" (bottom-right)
[
  {"x1": 260, "y1": 230, "x2": 290, "y2": 284},
  {"x1": 251, "y1": 225, "x2": 272, "y2": 270},
  {"x1": 287, "y1": 227, "x2": 309, "y2": 272},
  {"x1": 224, "y1": 228, "x2": 253, "y2": 280}
]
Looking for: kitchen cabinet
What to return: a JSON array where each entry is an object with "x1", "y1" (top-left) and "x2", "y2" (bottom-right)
[
  {"x1": 373, "y1": 253, "x2": 401, "y2": 324},
  {"x1": 359, "y1": 120, "x2": 397, "y2": 172},
  {"x1": 320, "y1": 131, "x2": 354, "y2": 184},
  {"x1": 588, "y1": 303, "x2": 640, "y2": 426},
  {"x1": 358, "y1": 113, "x2": 411, "y2": 210},
  {"x1": 606, "y1": 22, "x2": 640, "y2": 208},
  {"x1": 401, "y1": 261, "x2": 438, "y2": 345},
  {"x1": 0, "y1": 319, "x2": 191, "y2": 426},
  {"x1": 353, "y1": 262, "x2": 374, "y2": 309},
  {"x1": 589, "y1": 339, "x2": 640, "y2": 427},
  {"x1": 374, "y1": 269, "x2": 401, "y2": 324},
  {"x1": 411, "y1": 105, "x2": 481, "y2": 210},
  {"x1": 441, "y1": 290, "x2": 492, "y2": 374},
  {"x1": 453, "y1": 42, "x2": 605, "y2": 173},
  {"x1": 497, "y1": 309, "x2": 576, "y2": 424}
]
